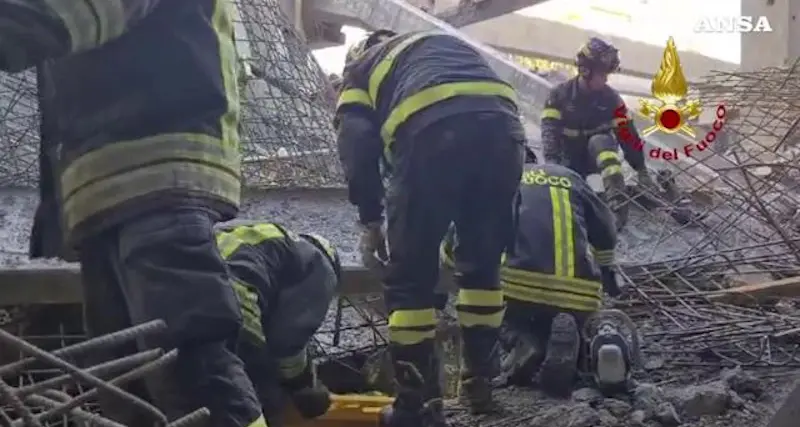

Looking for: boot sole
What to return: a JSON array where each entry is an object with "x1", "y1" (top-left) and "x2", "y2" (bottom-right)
[
  {"x1": 540, "y1": 313, "x2": 579, "y2": 397},
  {"x1": 596, "y1": 344, "x2": 627, "y2": 385}
]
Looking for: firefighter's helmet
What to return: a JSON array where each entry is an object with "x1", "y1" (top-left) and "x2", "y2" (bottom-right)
[
  {"x1": 299, "y1": 233, "x2": 342, "y2": 285},
  {"x1": 576, "y1": 37, "x2": 620, "y2": 76},
  {"x1": 344, "y1": 29, "x2": 398, "y2": 66}
]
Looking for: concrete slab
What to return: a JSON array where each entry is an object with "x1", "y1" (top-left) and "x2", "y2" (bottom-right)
[{"x1": 460, "y1": 14, "x2": 738, "y2": 81}]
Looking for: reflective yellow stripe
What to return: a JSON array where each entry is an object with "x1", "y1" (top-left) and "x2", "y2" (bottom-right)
[
  {"x1": 500, "y1": 267, "x2": 601, "y2": 294},
  {"x1": 502, "y1": 280, "x2": 601, "y2": 312},
  {"x1": 562, "y1": 188, "x2": 575, "y2": 277},
  {"x1": 550, "y1": 187, "x2": 564, "y2": 276},
  {"x1": 62, "y1": 161, "x2": 240, "y2": 233},
  {"x1": 247, "y1": 414, "x2": 269, "y2": 427},
  {"x1": 232, "y1": 280, "x2": 264, "y2": 343},
  {"x1": 337, "y1": 88, "x2": 373, "y2": 109},
  {"x1": 381, "y1": 81, "x2": 517, "y2": 153},
  {"x1": 597, "y1": 151, "x2": 620, "y2": 164},
  {"x1": 43, "y1": 0, "x2": 125, "y2": 53},
  {"x1": 457, "y1": 310, "x2": 505, "y2": 328},
  {"x1": 541, "y1": 108, "x2": 562, "y2": 120},
  {"x1": 457, "y1": 289, "x2": 504, "y2": 307},
  {"x1": 390, "y1": 329, "x2": 437, "y2": 346},
  {"x1": 278, "y1": 350, "x2": 308, "y2": 379},
  {"x1": 368, "y1": 32, "x2": 435, "y2": 102},
  {"x1": 216, "y1": 223, "x2": 285, "y2": 259},
  {"x1": 304, "y1": 233, "x2": 337, "y2": 261},
  {"x1": 601, "y1": 165, "x2": 624, "y2": 178},
  {"x1": 389, "y1": 309, "x2": 436, "y2": 328},
  {"x1": 388, "y1": 308, "x2": 437, "y2": 345},
  {"x1": 212, "y1": 0, "x2": 240, "y2": 147},
  {"x1": 591, "y1": 247, "x2": 616, "y2": 266}
]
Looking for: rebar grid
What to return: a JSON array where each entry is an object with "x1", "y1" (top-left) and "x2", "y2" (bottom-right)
[
  {"x1": 0, "y1": 320, "x2": 210, "y2": 427},
  {"x1": 0, "y1": 0, "x2": 343, "y2": 190}
]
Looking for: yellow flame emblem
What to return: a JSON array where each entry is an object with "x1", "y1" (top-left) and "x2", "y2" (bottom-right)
[{"x1": 639, "y1": 37, "x2": 702, "y2": 137}]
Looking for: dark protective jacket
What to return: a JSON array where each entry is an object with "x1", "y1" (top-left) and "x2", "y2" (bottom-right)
[
  {"x1": 37, "y1": 0, "x2": 241, "y2": 245},
  {"x1": 541, "y1": 77, "x2": 646, "y2": 173},
  {"x1": 214, "y1": 221, "x2": 340, "y2": 347},
  {"x1": 335, "y1": 31, "x2": 520, "y2": 224},
  {"x1": 441, "y1": 164, "x2": 617, "y2": 312}
]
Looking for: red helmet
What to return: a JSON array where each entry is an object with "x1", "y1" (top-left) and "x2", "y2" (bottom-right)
[{"x1": 576, "y1": 37, "x2": 620, "y2": 75}]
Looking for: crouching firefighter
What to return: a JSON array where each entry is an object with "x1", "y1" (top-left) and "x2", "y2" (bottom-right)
[
  {"x1": 215, "y1": 221, "x2": 341, "y2": 426},
  {"x1": 8, "y1": 1, "x2": 270, "y2": 426},
  {"x1": 336, "y1": 29, "x2": 524, "y2": 426},
  {"x1": 541, "y1": 37, "x2": 657, "y2": 229},
  {"x1": 442, "y1": 161, "x2": 630, "y2": 397}
]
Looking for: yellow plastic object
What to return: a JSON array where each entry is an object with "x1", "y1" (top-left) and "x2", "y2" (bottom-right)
[{"x1": 284, "y1": 393, "x2": 394, "y2": 427}]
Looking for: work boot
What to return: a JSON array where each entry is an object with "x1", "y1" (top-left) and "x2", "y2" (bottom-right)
[
  {"x1": 0, "y1": 0, "x2": 68, "y2": 72},
  {"x1": 459, "y1": 326, "x2": 502, "y2": 414},
  {"x1": 379, "y1": 341, "x2": 449, "y2": 427},
  {"x1": 590, "y1": 321, "x2": 632, "y2": 395},
  {"x1": 282, "y1": 362, "x2": 332, "y2": 419},
  {"x1": 539, "y1": 313, "x2": 580, "y2": 398}
]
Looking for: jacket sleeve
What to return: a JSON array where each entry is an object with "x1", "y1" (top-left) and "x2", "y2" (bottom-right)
[
  {"x1": 541, "y1": 88, "x2": 565, "y2": 164},
  {"x1": 612, "y1": 95, "x2": 647, "y2": 171},
  {"x1": 335, "y1": 66, "x2": 385, "y2": 225}
]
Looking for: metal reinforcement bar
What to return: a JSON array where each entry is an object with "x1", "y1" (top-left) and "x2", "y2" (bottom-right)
[{"x1": 0, "y1": 320, "x2": 211, "y2": 427}]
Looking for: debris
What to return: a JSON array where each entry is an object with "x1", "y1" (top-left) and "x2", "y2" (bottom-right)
[
  {"x1": 603, "y1": 398, "x2": 633, "y2": 417},
  {"x1": 720, "y1": 367, "x2": 763, "y2": 397},
  {"x1": 572, "y1": 387, "x2": 604, "y2": 405},
  {"x1": 666, "y1": 381, "x2": 730, "y2": 418},
  {"x1": 708, "y1": 276, "x2": 800, "y2": 303}
]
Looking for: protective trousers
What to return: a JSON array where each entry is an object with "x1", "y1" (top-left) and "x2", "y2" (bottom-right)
[
  {"x1": 79, "y1": 208, "x2": 265, "y2": 427},
  {"x1": 587, "y1": 134, "x2": 625, "y2": 196},
  {"x1": 384, "y1": 112, "x2": 524, "y2": 410}
]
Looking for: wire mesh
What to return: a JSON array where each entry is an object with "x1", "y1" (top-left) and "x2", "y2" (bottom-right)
[{"x1": 0, "y1": 0, "x2": 343, "y2": 190}]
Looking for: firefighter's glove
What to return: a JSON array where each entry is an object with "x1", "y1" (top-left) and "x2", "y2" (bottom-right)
[
  {"x1": 359, "y1": 221, "x2": 388, "y2": 271},
  {"x1": 290, "y1": 385, "x2": 332, "y2": 419},
  {"x1": 601, "y1": 267, "x2": 621, "y2": 298},
  {"x1": 636, "y1": 170, "x2": 658, "y2": 193}
]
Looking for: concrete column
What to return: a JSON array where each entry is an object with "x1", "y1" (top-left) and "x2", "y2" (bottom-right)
[{"x1": 740, "y1": 0, "x2": 800, "y2": 71}]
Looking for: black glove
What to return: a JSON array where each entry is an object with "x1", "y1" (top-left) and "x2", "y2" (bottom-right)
[{"x1": 601, "y1": 267, "x2": 621, "y2": 297}]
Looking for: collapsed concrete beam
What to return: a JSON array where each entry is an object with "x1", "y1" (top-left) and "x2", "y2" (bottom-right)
[
  {"x1": 460, "y1": 14, "x2": 739, "y2": 81},
  {"x1": 435, "y1": 0, "x2": 549, "y2": 29}
]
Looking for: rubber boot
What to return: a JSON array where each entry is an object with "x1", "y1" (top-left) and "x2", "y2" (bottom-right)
[
  {"x1": 602, "y1": 173, "x2": 629, "y2": 231},
  {"x1": 459, "y1": 326, "x2": 502, "y2": 414},
  {"x1": 282, "y1": 361, "x2": 332, "y2": 419},
  {"x1": 0, "y1": 0, "x2": 68, "y2": 72},
  {"x1": 590, "y1": 321, "x2": 632, "y2": 396},
  {"x1": 539, "y1": 313, "x2": 580, "y2": 398},
  {"x1": 379, "y1": 341, "x2": 449, "y2": 427}
]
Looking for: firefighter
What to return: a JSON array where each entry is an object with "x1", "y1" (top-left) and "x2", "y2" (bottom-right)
[
  {"x1": 540, "y1": 37, "x2": 657, "y2": 229},
  {"x1": 336, "y1": 29, "x2": 524, "y2": 425},
  {"x1": 214, "y1": 221, "x2": 340, "y2": 425},
  {"x1": 441, "y1": 159, "x2": 627, "y2": 398},
  {"x1": 9, "y1": 1, "x2": 266, "y2": 426}
]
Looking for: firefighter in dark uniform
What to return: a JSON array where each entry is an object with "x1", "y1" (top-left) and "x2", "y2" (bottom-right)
[
  {"x1": 442, "y1": 159, "x2": 626, "y2": 397},
  {"x1": 541, "y1": 37, "x2": 657, "y2": 228},
  {"x1": 214, "y1": 221, "x2": 340, "y2": 426},
  {"x1": 336, "y1": 29, "x2": 524, "y2": 426},
  {"x1": 5, "y1": 1, "x2": 266, "y2": 426}
]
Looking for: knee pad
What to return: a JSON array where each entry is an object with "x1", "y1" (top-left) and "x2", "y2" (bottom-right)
[{"x1": 588, "y1": 134, "x2": 617, "y2": 154}]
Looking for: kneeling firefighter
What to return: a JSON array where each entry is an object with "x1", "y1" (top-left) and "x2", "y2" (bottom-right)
[
  {"x1": 214, "y1": 221, "x2": 341, "y2": 426},
  {"x1": 336, "y1": 29, "x2": 524, "y2": 426},
  {"x1": 541, "y1": 37, "x2": 657, "y2": 229},
  {"x1": 442, "y1": 159, "x2": 633, "y2": 397}
]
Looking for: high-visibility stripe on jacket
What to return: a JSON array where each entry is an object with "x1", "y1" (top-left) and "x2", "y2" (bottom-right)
[
  {"x1": 440, "y1": 164, "x2": 617, "y2": 312},
  {"x1": 336, "y1": 31, "x2": 520, "y2": 162},
  {"x1": 41, "y1": 0, "x2": 241, "y2": 244}
]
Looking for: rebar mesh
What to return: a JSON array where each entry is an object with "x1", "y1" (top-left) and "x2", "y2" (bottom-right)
[{"x1": 0, "y1": 0, "x2": 343, "y2": 190}]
